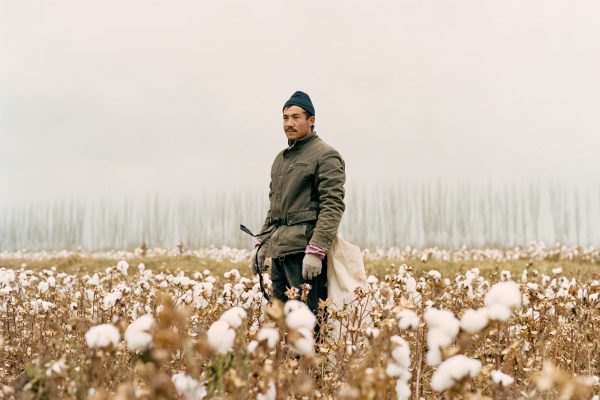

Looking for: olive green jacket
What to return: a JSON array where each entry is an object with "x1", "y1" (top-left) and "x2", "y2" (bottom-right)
[{"x1": 260, "y1": 131, "x2": 346, "y2": 258}]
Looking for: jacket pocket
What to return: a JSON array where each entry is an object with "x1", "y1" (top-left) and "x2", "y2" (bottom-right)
[
  {"x1": 286, "y1": 209, "x2": 318, "y2": 225},
  {"x1": 275, "y1": 224, "x2": 309, "y2": 255}
]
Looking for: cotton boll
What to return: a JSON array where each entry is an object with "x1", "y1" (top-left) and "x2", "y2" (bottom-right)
[
  {"x1": 491, "y1": 370, "x2": 514, "y2": 387},
  {"x1": 220, "y1": 307, "x2": 247, "y2": 329},
  {"x1": 386, "y1": 362, "x2": 404, "y2": 377},
  {"x1": 283, "y1": 300, "x2": 306, "y2": 315},
  {"x1": 125, "y1": 314, "x2": 154, "y2": 351},
  {"x1": 286, "y1": 307, "x2": 316, "y2": 331},
  {"x1": 396, "y1": 310, "x2": 420, "y2": 330},
  {"x1": 85, "y1": 324, "x2": 121, "y2": 349},
  {"x1": 256, "y1": 380, "x2": 276, "y2": 400},
  {"x1": 405, "y1": 276, "x2": 417, "y2": 293},
  {"x1": 38, "y1": 281, "x2": 49, "y2": 293},
  {"x1": 172, "y1": 372, "x2": 207, "y2": 400},
  {"x1": 290, "y1": 328, "x2": 314, "y2": 356},
  {"x1": 207, "y1": 320, "x2": 236, "y2": 355},
  {"x1": 391, "y1": 344, "x2": 411, "y2": 369},
  {"x1": 431, "y1": 355, "x2": 482, "y2": 392},
  {"x1": 485, "y1": 281, "x2": 521, "y2": 310},
  {"x1": 460, "y1": 308, "x2": 489, "y2": 334},
  {"x1": 117, "y1": 260, "x2": 129, "y2": 276},
  {"x1": 428, "y1": 270, "x2": 442, "y2": 280},
  {"x1": 426, "y1": 346, "x2": 442, "y2": 366},
  {"x1": 424, "y1": 308, "x2": 460, "y2": 340},
  {"x1": 485, "y1": 304, "x2": 512, "y2": 321},
  {"x1": 256, "y1": 327, "x2": 279, "y2": 349},
  {"x1": 395, "y1": 380, "x2": 411, "y2": 400}
]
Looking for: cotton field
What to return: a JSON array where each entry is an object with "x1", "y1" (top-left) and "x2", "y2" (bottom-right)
[{"x1": 1, "y1": 252, "x2": 599, "y2": 399}]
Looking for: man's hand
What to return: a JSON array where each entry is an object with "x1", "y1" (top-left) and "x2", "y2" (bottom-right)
[
  {"x1": 250, "y1": 246, "x2": 268, "y2": 274},
  {"x1": 302, "y1": 253, "x2": 323, "y2": 280}
]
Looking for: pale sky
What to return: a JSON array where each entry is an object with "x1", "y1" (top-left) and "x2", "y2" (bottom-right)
[{"x1": 1, "y1": 0, "x2": 599, "y2": 205}]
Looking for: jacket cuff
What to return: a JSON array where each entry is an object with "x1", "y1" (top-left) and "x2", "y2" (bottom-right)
[{"x1": 305, "y1": 244, "x2": 326, "y2": 260}]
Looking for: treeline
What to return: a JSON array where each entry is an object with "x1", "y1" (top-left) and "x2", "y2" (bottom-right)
[{"x1": 0, "y1": 181, "x2": 598, "y2": 251}]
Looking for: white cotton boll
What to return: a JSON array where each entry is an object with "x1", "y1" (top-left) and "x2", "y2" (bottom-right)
[
  {"x1": 485, "y1": 281, "x2": 521, "y2": 310},
  {"x1": 102, "y1": 291, "x2": 123, "y2": 310},
  {"x1": 500, "y1": 270, "x2": 511, "y2": 281},
  {"x1": 405, "y1": 276, "x2": 417, "y2": 292},
  {"x1": 386, "y1": 362, "x2": 404, "y2": 377},
  {"x1": 87, "y1": 273, "x2": 100, "y2": 286},
  {"x1": 38, "y1": 281, "x2": 49, "y2": 293},
  {"x1": 207, "y1": 320, "x2": 236, "y2": 355},
  {"x1": 424, "y1": 308, "x2": 460, "y2": 340},
  {"x1": 220, "y1": 307, "x2": 247, "y2": 329},
  {"x1": 366, "y1": 327, "x2": 380, "y2": 338},
  {"x1": 172, "y1": 372, "x2": 207, "y2": 400},
  {"x1": 552, "y1": 267, "x2": 563, "y2": 275},
  {"x1": 256, "y1": 327, "x2": 279, "y2": 349},
  {"x1": 85, "y1": 324, "x2": 121, "y2": 349},
  {"x1": 286, "y1": 307, "x2": 316, "y2": 331},
  {"x1": 491, "y1": 370, "x2": 514, "y2": 387},
  {"x1": 137, "y1": 263, "x2": 145, "y2": 272},
  {"x1": 426, "y1": 346, "x2": 442, "y2": 366},
  {"x1": 430, "y1": 355, "x2": 482, "y2": 392},
  {"x1": 427, "y1": 328, "x2": 453, "y2": 350},
  {"x1": 391, "y1": 343, "x2": 411, "y2": 369},
  {"x1": 397, "y1": 310, "x2": 420, "y2": 330},
  {"x1": 428, "y1": 270, "x2": 442, "y2": 280},
  {"x1": 290, "y1": 328, "x2": 314, "y2": 355},
  {"x1": 395, "y1": 380, "x2": 411, "y2": 400},
  {"x1": 460, "y1": 308, "x2": 489, "y2": 334},
  {"x1": 117, "y1": 260, "x2": 129, "y2": 275},
  {"x1": 283, "y1": 300, "x2": 306, "y2": 315},
  {"x1": 485, "y1": 304, "x2": 512, "y2": 321},
  {"x1": 46, "y1": 357, "x2": 67, "y2": 377},
  {"x1": 125, "y1": 314, "x2": 154, "y2": 351},
  {"x1": 256, "y1": 379, "x2": 276, "y2": 400},
  {"x1": 247, "y1": 340, "x2": 258, "y2": 353}
]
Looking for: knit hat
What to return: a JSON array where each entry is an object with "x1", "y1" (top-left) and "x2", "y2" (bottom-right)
[{"x1": 283, "y1": 91, "x2": 315, "y2": 117}]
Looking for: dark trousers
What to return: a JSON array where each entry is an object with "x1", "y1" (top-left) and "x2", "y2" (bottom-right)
[{"x1": 271, "y1": 252, "x2": 328, "y2": 317}]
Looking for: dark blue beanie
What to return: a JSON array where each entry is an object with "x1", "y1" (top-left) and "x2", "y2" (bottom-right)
[{"x1": 283, "y1": 91, "x2": 315, "y2": 117}]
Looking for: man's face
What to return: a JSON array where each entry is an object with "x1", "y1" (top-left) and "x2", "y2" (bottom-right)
[{"x1": 283, "y1": 105, "x2": 315, "y2": 140}]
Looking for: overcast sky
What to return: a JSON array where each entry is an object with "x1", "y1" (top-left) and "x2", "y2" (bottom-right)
[{"x1": 1, "y1": 0, "x2": 599, "y2": 205}]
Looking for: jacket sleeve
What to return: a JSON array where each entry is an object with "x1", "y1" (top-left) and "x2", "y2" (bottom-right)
[{"x1": 309, "y1": 149, "x2": 346, "y2": 252}]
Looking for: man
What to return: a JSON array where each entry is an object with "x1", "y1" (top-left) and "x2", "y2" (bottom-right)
[{"x1": 251, "y1": 91, "x2": 346, "y2": 316}]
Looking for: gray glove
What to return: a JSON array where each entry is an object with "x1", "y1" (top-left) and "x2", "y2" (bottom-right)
[
  {"x1": 302, "y1": 253, "x2": 323, "y2": 280},
  {"x1": 250, "y1": 246, "x2": 268, "y2": 274}
]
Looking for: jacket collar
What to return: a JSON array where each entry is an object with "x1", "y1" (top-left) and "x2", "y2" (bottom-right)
[{"x1": 286, "y1": 130, "x2": 318, "y2": 150}]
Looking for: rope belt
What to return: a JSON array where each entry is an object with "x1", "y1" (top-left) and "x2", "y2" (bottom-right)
[{"x1": 240, "y1": 222, "x2": 282, "y2": 302}]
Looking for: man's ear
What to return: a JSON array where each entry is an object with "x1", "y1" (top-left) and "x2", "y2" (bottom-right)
[{"x1": 309, "y1": 115, "x2": 316, "y2": 125}]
